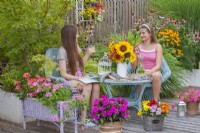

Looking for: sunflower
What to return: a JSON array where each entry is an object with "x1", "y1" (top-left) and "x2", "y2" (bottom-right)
[
  {"x1": 130, "y1": 53, "x2": 137, "y2": 63},
  {"x1": 115, "y1": 41, "x2": 132, "y2": 56},
  {"x1": 109, "y1": 40, "x2": 115, "y2": 49},
  {"x1": 113, "y1": 53, "x2": 123, "y2": 62}
]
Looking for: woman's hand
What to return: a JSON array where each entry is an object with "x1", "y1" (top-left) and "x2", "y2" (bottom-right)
[
  {"x1": 86, "y1": 46, "x2": 96, "y2": 56},
  {"x1": 144, "y1": 70, "x2": 153, "y2": 76}
]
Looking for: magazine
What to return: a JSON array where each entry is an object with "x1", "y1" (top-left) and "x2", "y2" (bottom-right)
[{"x1": 78, "y1": 75, "x2": 99, "y2": 84}]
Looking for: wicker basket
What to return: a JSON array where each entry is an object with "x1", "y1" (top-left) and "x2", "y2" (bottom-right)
[
  {"x1": 23, "y1": 98, "x2": 76, "y2": 133},
  {"x1": 142, "y1": 115, "x2": 164, "y2": 131}
]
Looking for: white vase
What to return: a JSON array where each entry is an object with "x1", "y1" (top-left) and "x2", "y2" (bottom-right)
[{"x1": 117, "y1": 62, "x2": 127, "y2": 78}]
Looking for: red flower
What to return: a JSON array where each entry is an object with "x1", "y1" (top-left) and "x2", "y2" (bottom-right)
[{"x1": 148, "y1": 99, "x2": 158, "y2": 106}]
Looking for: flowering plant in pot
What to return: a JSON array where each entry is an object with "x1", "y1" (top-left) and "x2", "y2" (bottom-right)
[
  {"x1": 14, "y1": 72, "x2": 85, "y2": 121},
  {"x1": 174, "y1": 88, "x2": 200, "y2": 115},
  {"x1": 107, "y1": 40, "x2": 137, "y2": 77},
  {"x1": 137, "y1": 99, "x2": 170, "y2": 131},
  {"x1": 91, "y1": 95, "x2": 129, "y2": 132}
]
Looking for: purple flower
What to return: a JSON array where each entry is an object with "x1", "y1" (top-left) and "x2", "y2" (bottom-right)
[
  {"x1": 93, "y1": 115, "x2": 100, "y2": 121},
  {"x1": 119, "y1": 105, "x2": 127, "y2": 112},
  {"x1": 156, "y1": 108, "x2": 161, "y2": 115},
  {"x1": 150, "y1": 105, "x2": 157, "y2": 113},
  {"x1": 103, "y1": 100, "x2": 109, "y2": 107},
  {"x1": 91, "y1": 107, "x2": 99, "y2": 115},
  {"x1": 122, "y1": 113, "x2": 127, "y2": 118},
  {"x1": 100, "y1": 95, "x2": 107, "y2": 99},
  {"x1": 93, "y1": 99, "x2": 99, "y2": 106},
  {"x1": 107, "y1": 110, "x2": 113, "y2": 116},
  {"x1": 102, "y1": 111, "x2": 107, "y2": 117},
  {"x1": 72, "y1": 88, "x2": 77, "y2": 93}
]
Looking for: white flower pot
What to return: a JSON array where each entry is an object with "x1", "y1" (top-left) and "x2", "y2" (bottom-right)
[{"x1": 117, "y1": 62, "x2": 127, "y2": 78}]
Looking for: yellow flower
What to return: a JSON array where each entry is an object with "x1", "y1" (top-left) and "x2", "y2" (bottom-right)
[
  {"x1": 115, "y1": 41, "x2": 132, "y2": 56},
  {"x1": 130, "y1": 53, "x2": 137, "y2": 63},
  {"x1": 137, "y1": 109, "x2": 142, "y2": 116},
  {"x1": 109, "y1": 40, "x2": 115, "y2": 49},
  {"x1": 172, "y1": 49, "x2": 176, "y2": 54},
  {"x1": 143, "y1": 104, "x2": 149, "y2": 111},
  {"x1": 113, "y1": 53, "x2": 124, "y2": 62}
]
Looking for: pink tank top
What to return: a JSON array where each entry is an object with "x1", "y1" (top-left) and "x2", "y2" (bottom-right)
[{"x1": 139, "y1": 44, "x2": 157, "y2": 70}]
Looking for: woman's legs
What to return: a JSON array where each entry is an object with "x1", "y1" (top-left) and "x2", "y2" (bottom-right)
[
  {"x1": 80, "y1": 84, "x2": 92, "y2": 122},
  {"x1": 90, "y1": 83, "x2": 100, "y2": 108},
  {"x1": 152, "y1": 71, "x2": 162, "y2": 102}
]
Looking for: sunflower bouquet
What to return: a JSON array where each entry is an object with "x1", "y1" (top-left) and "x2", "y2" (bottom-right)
[{"x1": 108, "y1": 41, "x2": 137, "y2": 63}]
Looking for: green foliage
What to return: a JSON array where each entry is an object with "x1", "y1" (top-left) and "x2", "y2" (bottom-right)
[
  {"x1": 0, "y1": 54, "x2": 56, "y2": 92},
  {"x1": 150, "y1": 0, "x2": 200, "y2": 68},
  {"x1": 14, "y1": 73, "x2": 85, "y2": 121},
  {"x1": 84, "y1": 59, "x2": 98, "y2": 74},
  {"x1": 150, "y1": 0, "x2": 200, "y2": 31},
  {"x1": 0, "y1": 0, "x2": 75, "y2": 91},
  {"x1": 127, "y1": 31, "x2": 141, "y2": 46},
  {"x1": 161, "y1": 48, "x2": 186, "y2": 97}
]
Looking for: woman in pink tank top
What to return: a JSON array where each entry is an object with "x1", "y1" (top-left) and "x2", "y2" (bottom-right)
[{"x1": 131, "y1": 23, "x2": 163, "y2": 102}]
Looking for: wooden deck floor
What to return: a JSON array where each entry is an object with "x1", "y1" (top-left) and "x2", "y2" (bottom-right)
[{"x1": 0, "y1": 98, "x2": 200, "y2": 133}]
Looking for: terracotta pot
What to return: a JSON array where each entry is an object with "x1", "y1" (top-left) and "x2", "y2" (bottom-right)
[
  {"x1": 142, "y1": 115, "x2": 164, "y2": 131},
  {"x1": 99, "y1": 121, "x2": 123, "y2": 133},
  {"x1": 186, "y1": 102, "x2": 199, "y2": 116}
]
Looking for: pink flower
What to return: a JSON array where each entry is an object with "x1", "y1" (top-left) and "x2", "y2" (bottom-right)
[
  {"x1": 35, "y1": 88, "x2": 41, "y2": 93},
  {"x1": 23, "y1": 73, "x2": 31, "y2": 78},
  {"x1": 61, "y1": 103, "x2": 67, "y2": 110},
  {"x1": 75, "y1": 71, "x2": 83, "y2": 77},
  {"x1": 51, "y1": 115, "x2": 58, "y2": 122},
  {"x1": 45, "y1": 92, "x2": 52, "y2": 97},
  {"x1": 15, "y1": 85, "x2": 22, "y2": 90},
  {"x1": 14, "y1": 81, "x2": 20, "y2": 85}
]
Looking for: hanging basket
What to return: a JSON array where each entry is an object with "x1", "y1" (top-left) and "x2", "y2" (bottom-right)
[
  {"x1": 186, "y1": 102, "x2": 199, "y2": 116},
  {"x1": 99, "y1": 121, "x2": 123, "y2": 133},
  {"x1": 142, "y1": 115, "x2": 164, "y2": 131},
  {"x1": 117, "y1": 62, "x2": 127, "y2": 78}
]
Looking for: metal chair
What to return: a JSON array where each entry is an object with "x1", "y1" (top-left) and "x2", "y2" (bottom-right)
[
  {"x1": 127, "y1": 57, "x2": 171, "y2": 100},
  {"x1": 45, "y1": 48, "x2": 77, "y2": 133}
]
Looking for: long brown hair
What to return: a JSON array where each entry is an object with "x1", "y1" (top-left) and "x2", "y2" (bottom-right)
[
  {"x1": 61, "y1": 25, "x2": 83, "y2": 75},
  {"x1": 139, "y1": 23, "x2": 157, "y2": 44}
]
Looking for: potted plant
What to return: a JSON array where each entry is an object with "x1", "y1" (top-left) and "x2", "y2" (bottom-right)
[
  {"x1": 14, "y1": 72, "x2": 84, "y2": 122},
  {"x1": 174, "y1": 88, "x2": 200, "y2": 115},
  {"x1": 108, "y1": 40, "x2": 137, "y2": 77},
  {"x1": 137, "y1": 99, "x2": 170, "y2": 131},
  {"x1": 91, "y1": 95, "x2": 129, "y2": 133}
]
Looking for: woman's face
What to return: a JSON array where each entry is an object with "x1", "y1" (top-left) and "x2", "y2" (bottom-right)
[{"x1": 139, "y1": 28, "x2": 151, "y2": 42}]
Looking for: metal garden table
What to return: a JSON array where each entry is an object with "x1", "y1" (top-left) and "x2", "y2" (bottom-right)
[{"x1": 103, "y1": 79, "x2": 151, "y2": 111}]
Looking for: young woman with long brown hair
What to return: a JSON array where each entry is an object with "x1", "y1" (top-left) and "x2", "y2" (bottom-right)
[
  {"x1": 57, "y1": 25, "x2": 100, "y2": 126},
  {"x1": 132, "y1": 23, "x2": 163, "y2": 102}
]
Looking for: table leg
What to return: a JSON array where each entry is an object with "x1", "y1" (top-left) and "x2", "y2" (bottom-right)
[
  {"x1": 104, "y1": 83, "x2": 113, "y2": 98},
  {"x1": 136, "y1": 83, "x2": 147, "y2": 110}
]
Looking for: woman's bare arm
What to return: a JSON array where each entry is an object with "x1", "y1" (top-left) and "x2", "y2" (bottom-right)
[{"x1": 59, "y1": 60, "x2": 79, "y2": 80}]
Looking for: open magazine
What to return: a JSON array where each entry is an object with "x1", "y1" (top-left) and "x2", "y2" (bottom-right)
[
  {"x1": 78, "y1": 74, "x2": 99, "y2": 84},
  {"x1": 99, "y1": 72, "x2": 151, "y2": 82}
]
